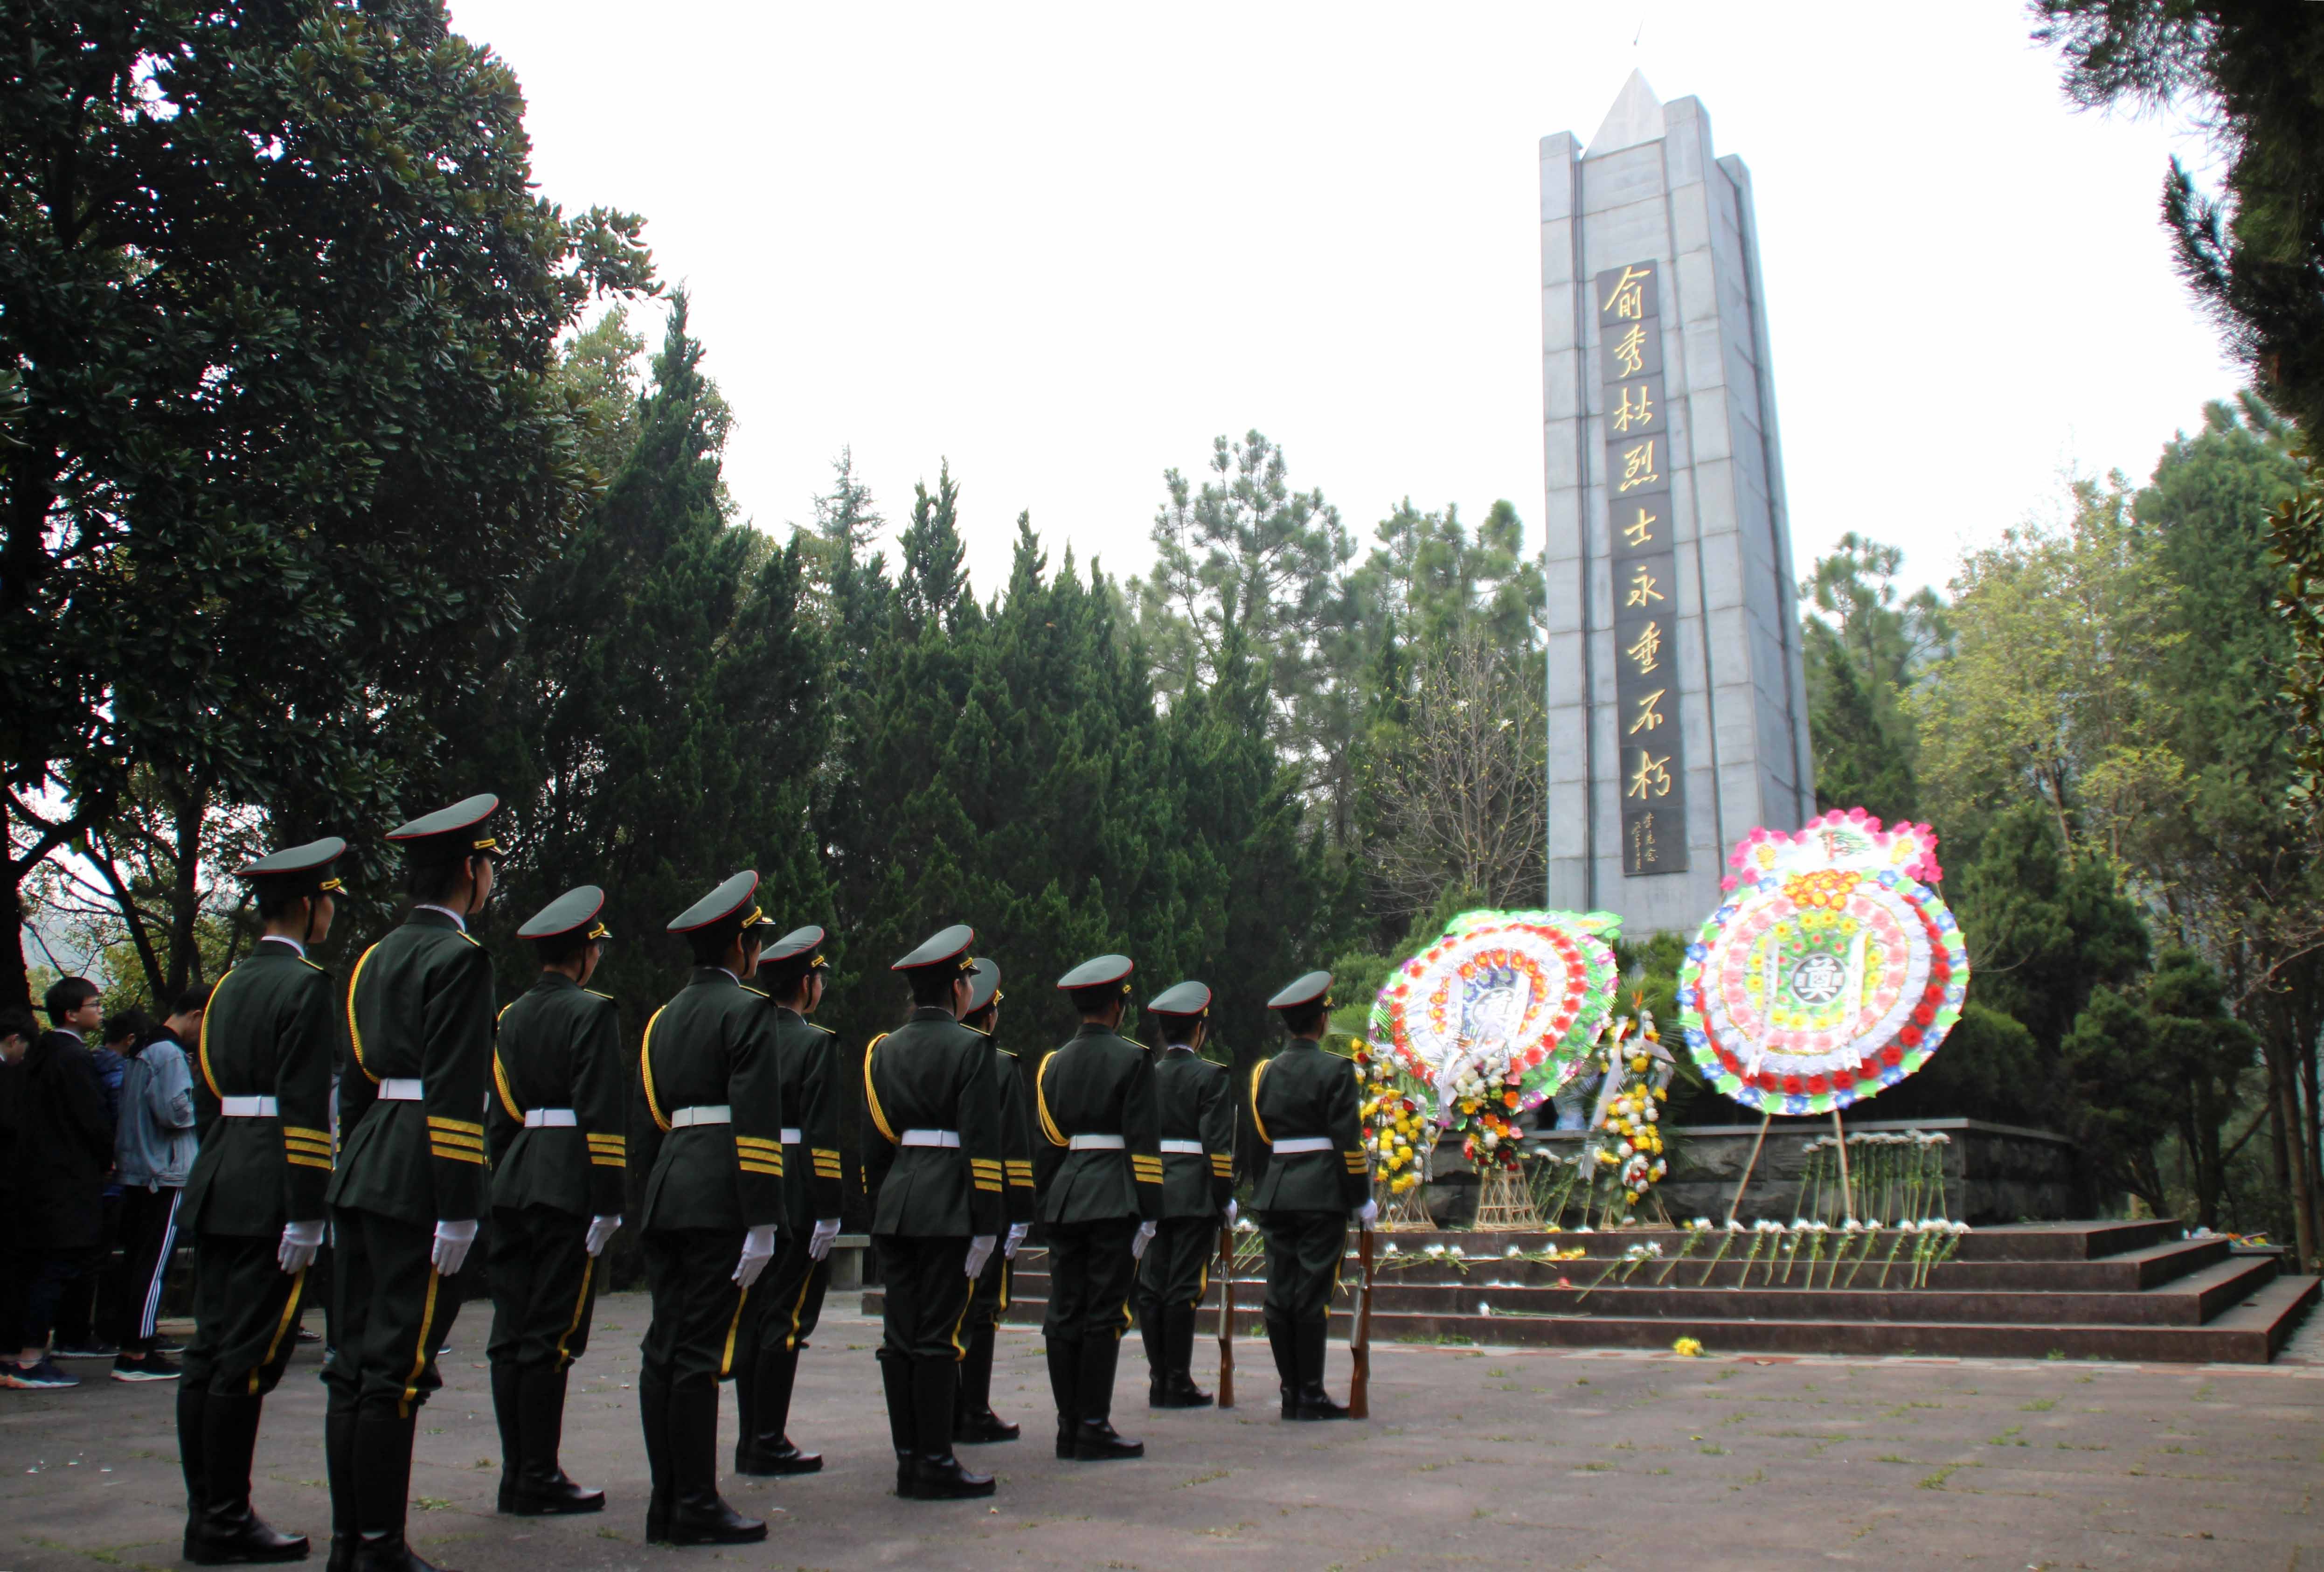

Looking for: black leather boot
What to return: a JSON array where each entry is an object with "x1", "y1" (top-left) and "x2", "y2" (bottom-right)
[
  {"x1": 662, "y1": 1379, "x2": 764, "y2": 1544},
  {"x1": 908, "y1": 1358, "x2": 994, "y2": 1499},
  {"x1": 1044, "y1": 1337, "x2": 1082, "y2": 1459},
  {"x1": 186, "y1": 1393, "x2": 311, "y2": 1565},
  {"x1": 638, "y1": 1370, "x2": 672, "y2": 1544},
  {"x1": 179, "y1": 1382, "x2": 209, "y2": 1550},
  {"x1": 488, "y1": 1363, "x2": 521, "y2": 1514},
  {"x1": 877, "y1": 1349, "x2": 917, "y2": 1497},
  {"x1": 1292, "y1": 1319, "x2": 1349, "y2": 1420},
  {"x1": 1137, "y1": 1293, "x2": 1166, "y2": 1406},
  {"x1": 735, "y1": 1345, "x2": 822, "y2": 1475},
  {"x1": 1163, "y1": 1307, "x2": 1212, "y2": 1407},
  {"x1": 953, "y1": 1324, "x2": 1019, "y2": 1443},
  {"x1": 512, "y1": 1368, "x2": 603, "y2": 1513},
  {"x1": 351, "y1": 1412, "x2": 444, "y2": 1572},
  {"x1": 1071, "y1": 1336, "x2": 1143, "y2": 1460},
  {"x1": 729, "y1": 1349, "x2": 758, "y2": 1474},
  {"x1": 1265, "y1": 1317, "x2": 1297, "y2": 1419},
  {"x1": 323, "y1": 1406, "x2": 356, "y2": 1572}
]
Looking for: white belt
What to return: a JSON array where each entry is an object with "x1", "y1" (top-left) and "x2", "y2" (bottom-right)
[
  {"x1": 524, "y1": 1108, "x2": 576, "y2": 1128},
  {"x1": 900, "y1": 1128, "x2": 960, "y2": 1148},
  {"x1": 220, "y1": 1095, "x2": 279, "y2": 1118},
  {"x1": 378, "y1": 1078, "x2": 423, "y2": 1101},
  {"x1": 1069, "y1": 1134, "x2": 1125, "y2": 1151},
  {"x1": 780, "y1": 1127, "x2": 803, "y2": 1144},
  {"x1": 1158, "y1": 1139, "x2": 1205, "y2": 1155},
  {"x1": 1272, "y1": 1136, "x2": 1332, "y2": 1155},
  {"x1": 671, "y1": 1105, "x2": 731, "y2": 1128}
]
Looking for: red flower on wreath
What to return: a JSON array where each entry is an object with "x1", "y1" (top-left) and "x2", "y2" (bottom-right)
[
  {"x1": 1898, "y1": 1025, "x2": 1923, "y2": 1048},
  {"x1": 1806, "y1": 1074, "x2": 1830, "y2": 1094},
  {"x1": 1911, "y1": 1005, "x2": 1936, "y2": 1026},
  {"x1": 1781, "y1": 1075, "x2": 1804, "y2": 1094},
  {"x1": 1880, "y1": 1045, "x2": 1903, "y2": 1066}
]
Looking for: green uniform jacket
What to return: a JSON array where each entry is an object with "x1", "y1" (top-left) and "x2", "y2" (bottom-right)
[
  {"x1": 1152, "y1": 1044, "x2": 1235, "y2": 1219},
  {"x1": 1032, "y1": 1022, "x2": 1163, "y2": 1225},
  {"x1": 1247, "y1": 1041, "x2": 1369, "y2": 1212},
  {"x1": 860, "y1": 1007, "x2": 1004, "y2": 1238},
  {"x1": 629, "y1": 969, "x2": 785, "y2": 1233},
  {"x1": 183, "y1": 938, "x2": 336, "y2": 1236},
  {"x1": 766, "y1": 1005, "x2": 844, "y2": 1232},
  {"x1": 487, "y1": 973, "x2": 626, "y2": 1218},
  {"x1": 331, "y1": 910, "x2": 496, "y2": 1224}
]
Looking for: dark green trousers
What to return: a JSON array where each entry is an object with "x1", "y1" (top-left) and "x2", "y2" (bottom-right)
[
  {"x1": 486, "y1": 1204, "x2": 597, "y2": 1372},
  {"x1": 1041, "y1": 1217, "x2": 1138, "y2": 1343},
  {"x1": 1135, "y1": 1217, "x2": 1216, "y2": 1318},
  {"x1": 638, "y1": 1226, "x2": 749, "y2": 1387},
  {"x1": 964, "y1": 1247, "x2": 1010, "y2": 1330},
  {"x1": 323, "y1": 1207, "x2": 463, "y2": 1418},
  {"x1": 1257, "y1": 1209, "x2": 1346, "y2": 1327},
  {"x1": 182, "y1": 1232, "x2": 310, "y2": 1396},
  {"x1": 744, "y1": 1232, "x2": 829, "y2": 1359},
  {"x1": 874, "y1": 1234, "x2": 972, "y2": 1361}
]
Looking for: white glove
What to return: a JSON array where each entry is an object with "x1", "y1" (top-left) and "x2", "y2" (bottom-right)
[
  {"x1": 1224, "y1": 1199, "x2": 1239, "y2": 1229},
  {"x1": 431, "y1": 1218, "x2": 479, "y2": 1276},
  {"x1": 1131, "y1": 1218, "x2": 1158, "y2": 1260},
  {"x1": 1353, "y1": 1199, "x2": 1380, "y2": 1233},
  {"x1": 808, "y1": 1218, "x2": 841, "y2": 1261},
  {"x1": 964, "y1": 1234, "x2": 997, "y2": 1278},
  {"x1": 585, "y1": 1215, "x2": 622, "y2": 1258},
  {"x1": 733, "y1": 1224, "x2": 777, "y2": 1288},
  {"x1": 1003, "y1": 1221, "x2": 1030, "y2": 1260},
  {"x1": 278, "y1": 1219, "x2": 325, "y2": 1275}
]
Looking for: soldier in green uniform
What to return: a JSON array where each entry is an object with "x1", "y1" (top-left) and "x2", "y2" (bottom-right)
[
  {"x1": 177, "y1": 838, "x2": 345, "y2": 1566},
  {"x1": 731, "y1": 924, "x2": 844, "y2": 1478},
  {"x1": 954, "y1": 957, "x2": 1033, "y2": 1445},
  {"x1": 629, "y1": 872, "x2": 784, "y2": 1546},
  {"x1": 1032, "y1": 955, "x2": 1162, "y2": 1462},
  {"x1": 483, "y1": 886, "x2": 622, "y2": 1517},
  {"x1": 860, "y1": 925, "x2": 1002, "y2": 1500},
  {"x1": 1134, "y1": 981, "x2": 1235, "y2": 1409},
  {"x1": 1249, "y1": 971, "x2": 1374, "y2": 1422},
  {"x1": 327, "y1": 795, "x2": 503, "y2": 1572}
]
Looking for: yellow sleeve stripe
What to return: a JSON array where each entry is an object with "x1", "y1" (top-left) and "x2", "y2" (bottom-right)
[
  {"x1": 344, "y1": 945, "x2": 382, "y2": 1084},
  {"x1": 427, "y1": 1116, "x2": 485, "y2": 1135},
  {"x1": 810, "y1": 1147, "x2": 840, "y2": 1161},
  {"x1": 283, "y1": 1125, "x2": 331, "y2": 1143},
  {"x1": 284, "y1": 1139, "x2": 333, "y2": 1157},
  {"x1": 738, "y1": 1159, "x2": 784, "y2": 1176},
  {"x1": 862, "y1": 1033, "x2": 896, "y2": 1145},
  {"x1": 286, "y1": 1154, "x2": 333, "y2": 1172},
  {"x1": 586, "y1": 1135, "x2": 626, "y2": 1151},
  {"x1": 1034, "y1": 1053, "x2": 1067, "y2": 1148},
  {"x1": 735, "y1": 1135, "x2": 784, "y2": 1152},
  {"x1": 641, "y1": 1006, "x2": 670, "y2": 1133},
  {"x1": 428, "y1": 1126, "x2": 486, "y2": 1145},
  {"x1": 430, "y1": 1145, "x2": 486, "y2": 1165},
  {"x1": 590, "y1": 1155, "x2": 626, "y2": 1169},
  {"x1": 973, "y1": 1179, "x2": 1003, "y2": 1193}
]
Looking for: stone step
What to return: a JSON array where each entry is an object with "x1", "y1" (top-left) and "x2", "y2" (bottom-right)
[
  {"x1": 981, "y1": 1251, "x2": 2279, "y2": 1329},
  {"x1": 867, "y1": 1274, "x2": 2320, "y2": 1366}
]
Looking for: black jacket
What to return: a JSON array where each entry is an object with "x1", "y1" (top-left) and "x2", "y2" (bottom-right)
[{"x1": 15, "y1": 1031, "x2": 115, "y2": 1249}]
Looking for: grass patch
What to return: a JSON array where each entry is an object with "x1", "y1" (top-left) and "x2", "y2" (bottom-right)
[
  {"x1": 1699, "y1": 1442, "x2": 1726, "y2": 1455},
  {"x1": 1918, "y1": 1463, "x2": 1964, "y2": 1489},
  {"x1": 1176, "y1": 1468, "x2": 1230, "y2": 1488},
  {"x1": 1394, "y1": 1332, "x2": 1476, "y2": 1345},
  {"x1": 1987, "y1": 1426, "x2": 2027, "y2": 1447},
  {"x1": 1875, "y1": 1454, "x2": 1910, "y2": 1464},
  {"x1": 2020, "y1": 1398, "x2": 2057, "y2": 1412},
  {"x1": 415, "y1": 1498, "x2": 453, "y2": 1511}
]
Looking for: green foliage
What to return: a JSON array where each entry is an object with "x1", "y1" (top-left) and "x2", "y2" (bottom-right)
[{"x1": 1798, "y1": 534, "x2": 1945, "y2": 824}]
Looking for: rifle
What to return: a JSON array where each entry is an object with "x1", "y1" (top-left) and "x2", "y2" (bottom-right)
[
  {"x1": 1348, "y1": 1227, "x2": 1375, "y2": 1419},
  {"x1": 1215, "y1": 1223, "x2": 1236, "y2": 1409}
]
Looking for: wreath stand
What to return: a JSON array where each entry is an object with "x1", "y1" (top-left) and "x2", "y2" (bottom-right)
[{"x1": 1472, "y1": 1162, "x2": 1545, "y2": 1231}]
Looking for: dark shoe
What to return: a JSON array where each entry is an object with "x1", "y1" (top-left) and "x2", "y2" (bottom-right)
[
  {"x1": 1167, "y1": 1308, "x2": 1212, "y2": 1406},
  {"x1": 324, "y1": 1536, "x2": 354, "y2": 1572},
  {"x1": 659, "y1": 1379, "x2": 763, "y2": 1545},
  {"x1": 351, "y1": 1536, "x2": 444, "y2": 1572},
  {"x1": 1070, "y1": 1418, "x2": 1145, "y2": 1461},
  {"x1": 878, "y1": 1349, "x2": 917, "y2": 1496},
  {"x1": 735, "y1": 1346, "x2": 820, "y2": 1475},
  {"x1": 186, "y1": 1512, "x2": 311, "y2": 1565},
  {"x1": 737, "y1": 1438, "x2": 822, "y2": 1475},
  {"x1": 955, "y1": 1407, "x2": 1021, "y2": 1444},
  {"x1": 295, "y1": 1329, "x2": 321, "y2": 1345},
  {"x1": 512, "y1": 1368, "x2": 603, "y2": 1514},
  {"x1": 114, "y1": 1350, "x2": 181, "y2": 1382},
  {"x1": 189, "y1": 1391, "x2": 312, "y2": 1563},
  {"x1": 1291, "y1": 1321, "x2": 1350, "y2": 1420},
  {"x1": 1075, "y1": 1333, "x2": 1124, "y2": 1427},
  {"x1": 54, "y1": 1339, "x2": 118, "y2": 1360},
  {"x1": 152, "y1": 1336, "x2": 186, "y2": 1354},
  {"x1": 909, "y1": 1356, "x2": 992, "y2": 1499},
  {"x1": 12, "y1": 1356, "x2": 79, "y2": 1389},
  {"x1": 953, "y1": 1323, "x2": 1018, "y2": 1443},
  {"x1": 1265, "y1": 1319, "x2": 1297, "y2": 1418},
  {"x1": 1157, "y1": 1372, "x2": 1214, "y2": 1409},
  {"x1": 1291, "y1": 1384, "x2": 1351, "y2": 1420},
  {"x1": 351, "y1": 1412, "x2": 433, "y2": 1570}
]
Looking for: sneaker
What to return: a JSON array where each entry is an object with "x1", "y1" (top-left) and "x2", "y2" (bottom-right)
[
  {"x1": 53, "y1": 1341, "x2": 117, "y2": 1360},
  {"x1": 149, "y1": 1337, "x2": 185, "y2": 1355},
  {"x1": 12, "y1": 1357, "x2": 81, "y2": 1389},
  {"x1": 112, "y1": 1351, "x2": 180, "y2": 1382}
]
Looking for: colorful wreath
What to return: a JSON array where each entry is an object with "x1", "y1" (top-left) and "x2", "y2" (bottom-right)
[
  {"x1": 1681, "y1": 812, "x2": 1969, "y2": 1117},
  {"x1": 1368, "y1": 908, "x2": 1621, "y2": 1121}
]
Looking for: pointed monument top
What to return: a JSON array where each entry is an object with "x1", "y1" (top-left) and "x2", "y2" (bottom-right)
[{"x1": 1585, "y1": 69, "x2": 1664, "y2": 158}]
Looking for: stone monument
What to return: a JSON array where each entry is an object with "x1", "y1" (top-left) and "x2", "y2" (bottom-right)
[{"x1": 1540, "y1": 71, "x2": 1815, "y2": 934}]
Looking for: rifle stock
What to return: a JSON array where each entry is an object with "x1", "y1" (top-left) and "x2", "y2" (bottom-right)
[
  {"x1": 1216, "y1": 1224, "x2": 1235, "y2": 1409},
  {"x1": 1349, "y1": 1228, "x2": 1375, "y2": 1419}
]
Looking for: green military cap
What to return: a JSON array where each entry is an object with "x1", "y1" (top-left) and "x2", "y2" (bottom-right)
[
  {"x1": 518, "y1": 884, "x2": 610, "y2": 942},
  {"x1": 236, "y1": 837, "x2": 348, "y2": 897},
  {"x1": 387, "y1": 793, "x2": 502, "y2": 866},
  {"x1": 1147, "y1": 980, "x2": 1211, "y2": 1018},
  {"x1": 668, "y1": 870, "x2": 762, "y2": 934},
  {"x1": 1057, "y1": 954, "x2": 1134, "y2": 993},
  {"x1": 893, "y1": 924, "x2": 976, "y2": 973},
  {"x1": 758, "y1": 925, "x2": 830, "y2": 987},
  {"x1": 1266, "y1": 970, "x2": 1334, "y2": 1012},
  {"x1": 964, "y1": 958, "x2": 1002, "y2": 1015}
]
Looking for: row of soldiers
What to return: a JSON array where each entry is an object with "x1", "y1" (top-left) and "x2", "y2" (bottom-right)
[{"x1": 178, "y1": 796, "x2": 1376, "y2": 1570}]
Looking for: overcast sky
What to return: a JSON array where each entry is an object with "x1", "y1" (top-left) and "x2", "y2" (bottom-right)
[{"x1": 442, "y1": 0, "x2": 2235, "y2": 604}]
